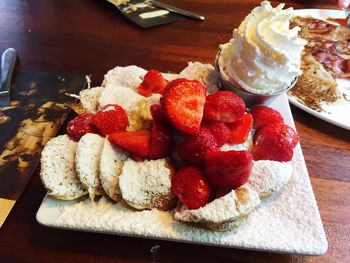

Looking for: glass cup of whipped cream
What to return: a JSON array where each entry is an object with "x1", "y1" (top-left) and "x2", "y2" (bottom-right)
[{"x1": 215, "y1": 1, "x2": 306, "y2": 107}]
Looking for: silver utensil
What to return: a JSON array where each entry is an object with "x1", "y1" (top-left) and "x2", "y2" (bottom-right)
[
  {"x1": 0, "y1": 48, "x2": 17, "y2": 108},
  {"x1": 148, "y1": 0, "x2": 205, "y2": 21}
]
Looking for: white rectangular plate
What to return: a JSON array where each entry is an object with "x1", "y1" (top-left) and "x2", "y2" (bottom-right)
[
  {"x1": 289, "y1": 9, "x2": 350, "y2": 130},
  {"x1": 36, "y1": 93, "x2": 328, "y2": 256}
]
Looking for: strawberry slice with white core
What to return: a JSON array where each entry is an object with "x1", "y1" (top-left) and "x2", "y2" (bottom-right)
[{"x1": 162, "y1": 79, "x2": 206, "y2": 135}]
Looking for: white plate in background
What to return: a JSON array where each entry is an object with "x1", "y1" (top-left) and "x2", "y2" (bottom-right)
[{"x1": 289, "y1": 9, "x2": 350, "y2": 130}]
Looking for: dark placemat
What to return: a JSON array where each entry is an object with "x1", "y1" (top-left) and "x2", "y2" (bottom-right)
[
  {"x1": 107, "y1": 0, "x2": 182, "y2": 28},
  {"x1": 0, "y1": 71, "x2": 85, "y2": 227}
]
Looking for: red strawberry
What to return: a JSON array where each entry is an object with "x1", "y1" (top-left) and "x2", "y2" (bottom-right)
[
  {"x1": 205, "y1": 150, "x2": 253, "y2": 189},
  {"x1": 250, "y1": 105, "x2": 283, "y2": 129},
  {"x1": 92, "y1": 104, "x2": 128, "y2": 135},
  {"x1": 162, "y1": 79, "x2": 206, "y2": 134},
  {"x1": 148, "y1": 120, "x2": 173, "y2": 160},
  {"x1": 150, "y1": 104, "x2": 169, "y2": 125},
  {"x1": 252, "y1": 123, "x2": 299, "y2": 162},
  {"x1": 66, "y1": 113, "x2": 98, "y2": 139},
  {"x1": 203, "y1": 122, "x2": 231, "y2": 147},
  {"x1": 215, "y1": 188, "x2": 232, "y2": 198},
  {"x1": 226, "y1": 113, "x2": 253, "y2": 144},
  {"x1": 130, "y1": 154, "x2": 145, "y2": 162},
  {"x1": 171, "y1": 166, "x2": 212, "y2": 209},
  {"x1": 108, "y1": 130, "x2": 151, "y2": 157},
  {"x1": 138, "y1": 70, "x2": 169, "y2": 97},
  {"x1": 203, "y1": 91, "x2": 245, "y2": 123},
  {"x1": 177, "y1": 127, "x2": 219, "y2": 167}
]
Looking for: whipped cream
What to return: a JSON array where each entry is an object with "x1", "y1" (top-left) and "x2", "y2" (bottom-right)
[{"x1": 218, "y1": 1, "x2": 306, "y2": 95}]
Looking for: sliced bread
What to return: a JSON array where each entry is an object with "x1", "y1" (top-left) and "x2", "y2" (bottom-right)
[
  {"x1": 79, "y1": 86, "x2": 104, "y2": 113},
  {"x1": 40, "y1": 135, "x2": 87, "y2": 200},
  {"x1": 75, "y1": 133, "x2": 105, "y2": 200},
  {"x1": 119, "y1": 158, "x2": 176, "y2": 210},
  {"x1": 102, "y1": 65, "x2": 179, "y2": 90},
  {"x1": 98, "y1": 85, "x2": 143, "y2": 113},
  {"x1": 174, "y1": 186, "x2": 260, "y2": 231},
  {"x1": 246, "y1": 160, "x2": 293, "y2": 199},
  {"x1": 99, "y1": 139, "x2": 129, "y2": 202},
  {"x1": 102, "y1": 65, "x2": 147, "y2": 91}
]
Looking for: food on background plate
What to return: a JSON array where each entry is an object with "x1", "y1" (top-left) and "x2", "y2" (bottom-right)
[
  {"x1": 289, "y1": 16, "x2": 350, "y2": 111},
  {"x1": 40, "y1": 62, "x2": 299, "y2": 231},
  {"x1": 217, "y1": 1, "x2": 306, "y2": 95}
]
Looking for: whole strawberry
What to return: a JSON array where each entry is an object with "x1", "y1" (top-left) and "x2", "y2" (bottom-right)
[
  {"x1": 171, "y1": 166, "x2": 212, "y2": 210},
  {"x1": 203, "y1": 91, "x2": 245, "y2": 123},
  {"x1": 203, "y1": 122, "x2": 231, "y2": 147},
  {"x1": 250, "y1": 105, "x2": 283, "y2": 129},
  {"x1": 252, "y1": 123, "x2": 299, "y2": 162},
  {"x1": 148, "y1": 120, "x2": 173, "y2": 160},
  {"x1": 205, "y1": 150, "x2": 253, "y2": 189},
  {"x1": 177, "y1": 127, "x2": 219, "y2": 167},
  {"x1": 92, "y1": 104, "x2": 128, "y2": 135},
  {"x1": 66, "y1": 112, "x2": 97, "y2": 139}
]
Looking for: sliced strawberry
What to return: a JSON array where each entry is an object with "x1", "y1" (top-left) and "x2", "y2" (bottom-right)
[
  {"x1": 164, "y1": 78, "x2": 188, "y2": 89},
  {"x1": 203, "y1": 91, "x2": 245, "y2": 123},
  {"x1": 137, "y1": 70, "x2": 169, "y2": 97},
  {"x1": 171, "y1": 166, "x2": 212, "y2": 209},
  {"x1": 163, "y1": 79, "x2": 206, "y2": 134},
  {"x1": 250, "y1": 105, "x2": 284, "y2": 129},
  {"x1": 148, "y1": 120, "x2": 173, "y2": 160},
  {"x1": 66, "y1": 112, "x2": 98, "y2": 139},
  {"x1": 108, "y1": 130, "x2": 151, "y2": 157},
  {"x1": 177, "y1": 127, "x2": 219, "y2": 167},
  {"x1": 92, "y1": 104, "x2": 128, "y2": 136},
  {"x1": 226, "y1": 113, "x2": 253, "y2": 144},
  {"x1": 130, "y1": 154, "x2": 145, "y2": 162},
  {"x1": 252, "y1": 123, "x2": 299, "y2": 162},
  {"x1": 203, "y1": 121, "x2": 231, "y2": 147},
  {"x1": 150, "y1": 104, "x2": 169, "y2": 125},
  {"x1": 204, "y1": 150, "x2": 253, "y2": 189}
]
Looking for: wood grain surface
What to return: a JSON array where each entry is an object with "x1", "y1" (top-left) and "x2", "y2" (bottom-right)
[{"x1": 0, "y1": 0, "x2": 349, "y2": 262}]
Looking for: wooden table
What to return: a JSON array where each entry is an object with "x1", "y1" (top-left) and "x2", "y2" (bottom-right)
[{"x1": 0, "y1": 0, "x2": 349, "y2": 262}]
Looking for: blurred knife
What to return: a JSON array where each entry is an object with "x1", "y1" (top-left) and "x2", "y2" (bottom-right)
[
  {"x1": 0, "y1": 48, "x2": 17, "y2": 109},
  {"x1": 148, "y1": 0, "x2": 205, "y2": 21}
]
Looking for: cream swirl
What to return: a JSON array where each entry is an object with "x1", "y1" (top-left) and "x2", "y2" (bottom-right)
[{"x1": 218, "y1": 1, "x2": 306, "y2": 95}]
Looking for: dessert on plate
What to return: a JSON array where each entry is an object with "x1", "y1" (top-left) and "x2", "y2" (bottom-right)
[
  {"x1": 40, "y1": 1, "x2": 301, "y2": 232},
  {"x1": 40, "y1": 62, "x2": 298, "y2": 231}
]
